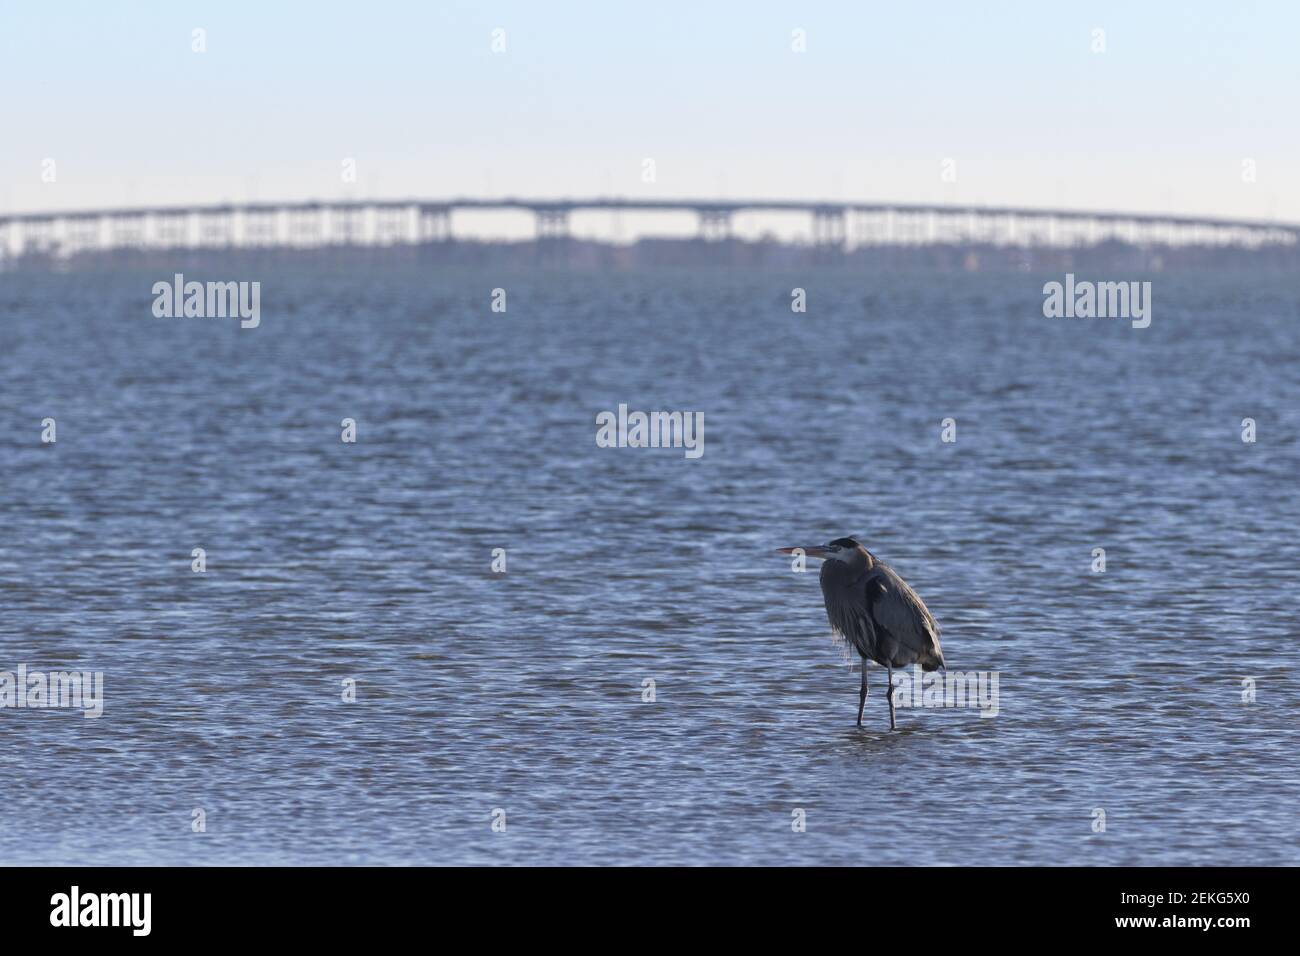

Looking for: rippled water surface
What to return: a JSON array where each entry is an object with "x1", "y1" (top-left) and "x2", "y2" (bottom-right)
[{"x1": 2, "y1": 266, "x2": 1297, "y2": 865}]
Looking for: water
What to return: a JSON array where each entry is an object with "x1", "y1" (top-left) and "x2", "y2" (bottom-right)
[{"x1": 2, "y1": 265, "x2": 1297, "y2": 865}]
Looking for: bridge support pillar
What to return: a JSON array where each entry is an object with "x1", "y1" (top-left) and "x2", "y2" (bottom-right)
[
  {"x1": 332, "y1": 207, "x2": 364, "y2": 245},
  {"x1": 535, "y1": 209, "x2": 570, "y2": 240},
  {"x1": 109, "y1": 215, "x2": 147, "y2": 249},
  {"x1": 535, "y1": 209, "x2": 571, "y2": 262},
  {"x1": 67, "y1": 217, "x2": 103, "y2": 254},
  {"x1": 375, "y1": 207, "x2": 412, "y2": 245},
  {"x1": 894, "y1": 211, "x2": 925, "y2": 245},
  {"x1": 196, "y1": 211, "x2": 233, "y2": 248},
  {"x1": 245, "y1": 210, "x2": 279, "y2": 247},
  {"x1": 696, "y1": 209, "x2": 731, "y2": 242},
  {"x1": 23, "y1": 219, "x2": 57, "y2": 254},
  {"x1": 290, "y1": 208, "x2": 322, "y2": 246},
  {"x1": 853, "y1": 211, "x2": 889, "y2": 246},
  {"x1": 811, "y1": 207, "x2": 846, "y2": 253},
  {"x1": 155, "y1": 213, "x2": 189, "y2": 248},
  {"x1": 419, "y1": 206, "x2": 452, "y2": 242}
]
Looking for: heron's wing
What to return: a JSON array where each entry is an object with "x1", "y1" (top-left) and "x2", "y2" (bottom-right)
[
  {"x1": 865, "y1": 564, "x2": 945, "y2": 668},
  {"x1": 820, "y1": 560, "x2": 879, "y2": 661}
]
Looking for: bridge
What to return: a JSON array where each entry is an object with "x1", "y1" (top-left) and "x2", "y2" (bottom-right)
[{"x1": 1, "y1": 198, "x2": 1296, "y2": 258}]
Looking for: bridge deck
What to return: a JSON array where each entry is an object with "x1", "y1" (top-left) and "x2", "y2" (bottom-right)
[{"x1": 0, "y1": 198, "x2": 1295, "y2": 251}]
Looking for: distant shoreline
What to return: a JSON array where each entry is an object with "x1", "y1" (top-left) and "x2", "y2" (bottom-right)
[{"x1": 6, "y1": 235, "x2": 1297, "y2": 275}]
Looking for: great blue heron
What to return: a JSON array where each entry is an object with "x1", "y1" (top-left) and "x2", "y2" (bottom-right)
[{"x1": 777, "y1": 537, "x2": 944, "y2": 730}]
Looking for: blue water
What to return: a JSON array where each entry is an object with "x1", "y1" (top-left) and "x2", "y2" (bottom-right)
[{"x1": 2, "y1": 265, "x2": 1297, "y2": 865}]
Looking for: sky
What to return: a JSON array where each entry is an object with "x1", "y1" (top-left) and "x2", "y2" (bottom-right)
[{"x1": 1, "y1": 1, "x2": 1297, "y2": 237}]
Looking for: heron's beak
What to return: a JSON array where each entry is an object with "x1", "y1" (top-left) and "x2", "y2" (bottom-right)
[{"x1": 777, "y1": 545, "x2": 830, "y2": 559}]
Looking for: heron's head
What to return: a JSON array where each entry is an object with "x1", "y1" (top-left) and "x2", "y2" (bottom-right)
[{"x1": 776, "y1": 537, "x2": 864, "y2": 563}]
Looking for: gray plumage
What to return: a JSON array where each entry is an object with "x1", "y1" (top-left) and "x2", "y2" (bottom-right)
[
  {"x1": 780, "y1": 536, "x2": 944, "y2": 729},
  {"x1": 819, "y1": 544, "x2": 945, "y2": 672}
]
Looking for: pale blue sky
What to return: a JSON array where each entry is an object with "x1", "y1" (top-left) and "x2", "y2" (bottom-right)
[{"x1": 2, "y1": 1, "x2": 1296, "y2": 230}]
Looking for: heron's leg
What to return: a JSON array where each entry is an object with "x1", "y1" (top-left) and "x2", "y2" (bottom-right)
[
  {"x1": 856, "y1": 665, "x2": 868, "y2": 727},
  {"x1": 886, "y1": 666, "x2": 896, "y2": 731}
]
